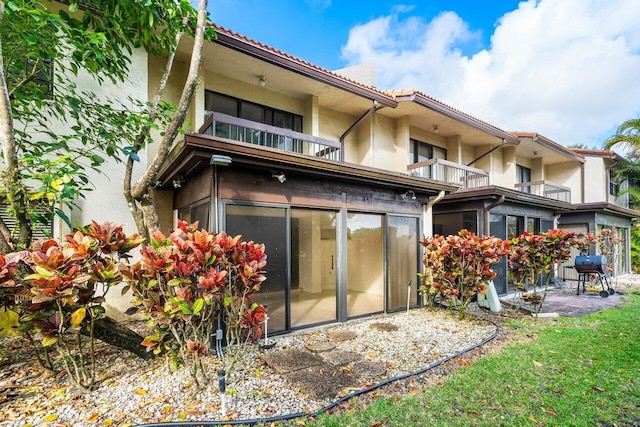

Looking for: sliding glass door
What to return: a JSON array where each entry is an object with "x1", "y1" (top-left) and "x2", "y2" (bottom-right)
[
  {"x1": 290, "y1": 209, "x2": 337, "y2": 328},
  {"x1": 387, "y1": 216, "x2": 420, "y2": 312},
  {"x1": 346, "y1": 213, "x2": 384, "y2": 318},
  {"x1": 225, "y1": 205, "x2": 288, "y2": 333}
]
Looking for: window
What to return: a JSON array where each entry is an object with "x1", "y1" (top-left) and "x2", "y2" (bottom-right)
[
  {"x1": 205, "y1": 91, "x2": 302, "y2": 132},
  {"x1": 0, "y1": 203, "x2": 52, "y2": 240},
  {"x1": 410, "y1": 139, "x2": 446, "y2": 179},
  {"x1": 205, "y1": 91, "x2": 304, "y2": 152},
  {"x1": 178, "y1": 199, "x2": 210, "y2": 230},
  {"x1": 516, "y1": 165, "x2": 531, "y2": 193},
  {"x1": 410, "y1": 139, "x2": 446, "y2": 164},
  {"x1": 6, "y1": 56, "x2": 53, "y2": 96},
  {"x1": 609, "y1": 169, "x2": 619, "y2": 196},
  {"x1": 526, "y1": 217, "x2": 540, "y2": 233}
]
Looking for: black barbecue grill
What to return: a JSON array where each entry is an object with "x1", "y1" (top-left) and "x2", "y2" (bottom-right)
[{"x1": 574, "y1": 255, "x2": 615, "y2": 298}]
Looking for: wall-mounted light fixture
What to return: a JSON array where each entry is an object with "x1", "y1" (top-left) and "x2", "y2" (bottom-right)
[
  {"x1": 401, "y1": 190, "x2": 417, "y2": 200},
  {"x1": 172, "y1": 176, "x2": 185, "y2": 189},
  {"x1": 258, "y1": 75, "x2": 266, "y2": 87},
  {"x1": 272, "y1": 171, "x2": 286, "y2": 183},
  {"x1": 210, "y1": 154, "x2": 233, "y2": 166},
  {"x1": 433, "y1": 125, "x2": 439, "y2": 133}
]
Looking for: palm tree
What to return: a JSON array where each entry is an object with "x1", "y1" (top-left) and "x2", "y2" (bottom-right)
[{"x1": 604, "y1": 118, "x2": 640, "y2": 153}]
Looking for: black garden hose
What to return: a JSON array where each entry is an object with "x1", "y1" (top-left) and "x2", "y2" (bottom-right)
[{"x1": 136, "y1": 312, "x2": 500, "y2": 427}]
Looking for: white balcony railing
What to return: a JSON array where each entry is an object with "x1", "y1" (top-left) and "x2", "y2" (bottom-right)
[
  {"x1": 199, "y1": 112, "x2": 343, "y2": 161},
  {"x1": 407, "y1": 158, "x2": 489, "y2": 189},
  {"x1": 514, "y1": 180, "x2": 571, "y2": 202}
]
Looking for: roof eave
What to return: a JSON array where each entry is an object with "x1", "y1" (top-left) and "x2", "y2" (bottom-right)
[
  {"x1": 213, "y1": 28, "x2": 398, "y2": 108},
  {"x1": 514, "y1": 133, "x2": 586, "y2": 163},
  {"x1": 395, "y1": 92, "x2": 520, "y2": 144}
]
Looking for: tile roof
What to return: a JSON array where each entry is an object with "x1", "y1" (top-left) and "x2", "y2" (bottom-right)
[{"x1": 211, "y1": 24, "x2": 520, "y2": 139}]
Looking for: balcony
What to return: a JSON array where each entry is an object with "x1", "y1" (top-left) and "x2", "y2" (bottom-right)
[
  {"x1": 514, "y1": 180, "x2": 571, "y2": 202},
  {"x1": 199, "y1": 112, "x2": 342, "y2": 161},
  {"x1": 407, "y1": 158, "x2": 489, "y2": 189}
]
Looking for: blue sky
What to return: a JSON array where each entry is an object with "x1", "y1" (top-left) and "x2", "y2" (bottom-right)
[
  {"x1": 209, "y1": 1, "x2": 640, "y2": 149},
  {"x1": 209, "y1": 1, "x2": 519, "y2": 70}
]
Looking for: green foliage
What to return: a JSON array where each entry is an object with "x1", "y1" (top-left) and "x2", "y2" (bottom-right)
[
  {"x1": 123, "y1": 220, "x2": 267, "y2": 386},
  {"x1": 604, "y1": 117, "x2": 640, "y2": 153},
  {"x1": 420, "y1": 230, "x2": 510, "y2": 319},
  {"x1": 0, "y1": 221, "x2": 144, "y2": 389},
  {"x1": 0, "y1": 0, "x2": 213, "y2": 247},
  {"x1": 508, "y1": 229, "x2": 587, "y2": 310},
  {"x1": 597, "y1": 227, "x2": 622, "y2": 275},
  {"x1": 605, "y1": 118, "x2": 640, "y2": 209},
  {"x1": 631, "y1": 224, "x2": 640, "y2": 272}
]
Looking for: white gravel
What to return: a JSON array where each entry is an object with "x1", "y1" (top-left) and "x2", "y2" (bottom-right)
[{"x1": 0, "y1": 308, "x2": 496, "y2": 426}]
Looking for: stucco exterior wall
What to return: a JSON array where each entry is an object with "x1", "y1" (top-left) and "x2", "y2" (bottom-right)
[
  {"x1": 61, "y1": 49, "x2": 149, "y2": 235},
  {"x1": 500, "y1": 146, "x2": 517, "y2": 189},
  {"x1": 546, "y1": 162, "x2": 582, "y2": 204},
  {"x1": 583, "y1": 157, "x2": 607, "y2": 203},
  {"x1": 371, "y1": 114, "x2": 405, "y2": 172}
]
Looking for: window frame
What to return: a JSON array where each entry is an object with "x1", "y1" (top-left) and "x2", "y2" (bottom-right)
[
  {"x1": 205, "y1": 91, "x2": 303, "y2": 132},
  {"x1": 409, "y1": 139, "x2": 446, "y2": 164}
]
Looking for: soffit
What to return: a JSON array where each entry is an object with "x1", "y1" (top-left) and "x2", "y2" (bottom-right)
[
  {"x1": 381, "y1": 101, "x2": 508, "y2": 147},
  {"x1": 516, "y1": 138, "x2": 584, "y2": 166},
  {"x1": 174, "y1": 35, "x2": 392, "y2": 117}
]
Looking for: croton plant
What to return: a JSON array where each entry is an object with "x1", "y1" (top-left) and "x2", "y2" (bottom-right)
[
  {"x1": 420, "y1": 229, "x2": 510, "y2": 320},
  {"x1": 0, "y1": 221, "x2": 144, "y2": 389},
  {"x1": 122, "y1": 220, "x2": 268, "y2": 384}
]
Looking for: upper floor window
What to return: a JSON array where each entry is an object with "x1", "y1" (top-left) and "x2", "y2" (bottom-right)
[
  {"x1": 609, "y1": 169, "x2": 619, "y2": 196},
  {"x1": 205, "y1": 91, "x2": 302, "y2": 132},
  {"x1": 6, "y1": 55, "x2": 53, "y2": 97},
  {"x1": 516, "y1": 164, "x2": 531, "y2": 193},
  {"x1": 410, "y1": 139, "x2": 446, "y2": 164}
]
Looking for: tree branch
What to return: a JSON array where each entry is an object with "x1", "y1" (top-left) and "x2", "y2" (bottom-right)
[{"x1": 130, "y1": 0, "x2": 208, "y2": 229}]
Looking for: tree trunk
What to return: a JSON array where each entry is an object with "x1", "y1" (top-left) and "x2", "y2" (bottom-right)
[
  {"x1": 0, "y1": 3, "x2": 33, "y2": 249},
  {"x1": 89, "y1": 317, "x2": 153, "y2": 360},
  {"x1": 129, "y1": 0, "x2": 207, "y2": 236}
]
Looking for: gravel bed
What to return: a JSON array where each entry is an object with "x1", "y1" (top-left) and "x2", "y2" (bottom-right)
[{"x1": 0, "y1": 308, "x2": 497, "y2": 426}]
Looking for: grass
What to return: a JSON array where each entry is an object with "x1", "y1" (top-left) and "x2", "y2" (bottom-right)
[{"x1": 306, "y1": 293, "x2": 640, "y2": 427}]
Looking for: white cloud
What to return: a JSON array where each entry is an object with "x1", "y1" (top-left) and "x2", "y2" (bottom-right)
[{"x1": 341, "y1": 0, "x2": 640, "y2": 147}]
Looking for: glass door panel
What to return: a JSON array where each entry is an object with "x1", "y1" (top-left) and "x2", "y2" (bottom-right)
[
  {"x1": 290, "y1": 209, "x2": 337, "y2": 328},
  {"x1": 347, "y1": 213, "x2": 384, "y2": 317},
  {"x1": 225, "y1": 205, "x2": 288, "y2": 333},
  {"x1": 490, "y1": 213, "x2": 507, "y2": 294},
  {"x1": 387, "y1": 216, "x2": 419, "y2": 312}
]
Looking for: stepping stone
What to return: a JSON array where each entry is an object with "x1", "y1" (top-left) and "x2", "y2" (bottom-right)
[
  {"x1": 352, "y1": 360, "x2": 387, "y2": 379},
  {"x1": 260, "y1": 349, "x2": 323, "y2": 374},
  {"x1": 283, "y1": 362, "x2": 356, "y2": 400},
  {"x1": 368, "y1": 322, "x2": 399, "y2": 332},
  {"x1": 307, "y1": 341, "x2": 335, "y2": 353},
  {"x1": 323, "y1": 350, "x2": 362, "y2": 366},
  {"x1": 326, "y1": 330, "x2": 358, "y2": 341}
]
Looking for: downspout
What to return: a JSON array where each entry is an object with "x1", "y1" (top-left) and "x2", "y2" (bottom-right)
[
  {"x1": 422, "y1": 190, "x2": 445, "y2": 307},
  {"x1": 424, "y1": 190, "x2": 446, "y2": 237},
  {"x1": 483, "y1": 195, "x2": 505, "y2": 235},
  {"x1": 339, "y1": 100, "x2": 381, "y2": 162},
  {"x1": 580, "y1": 163, "x2": 585, "y2": 203},
  {"x1": 467, "y1": 138, "x2": 506, "y2": 167}
]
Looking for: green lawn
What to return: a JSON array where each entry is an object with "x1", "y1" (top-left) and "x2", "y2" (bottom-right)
[{"x1": 308, "y1": 293, "x2": 640, "y2": 427}]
